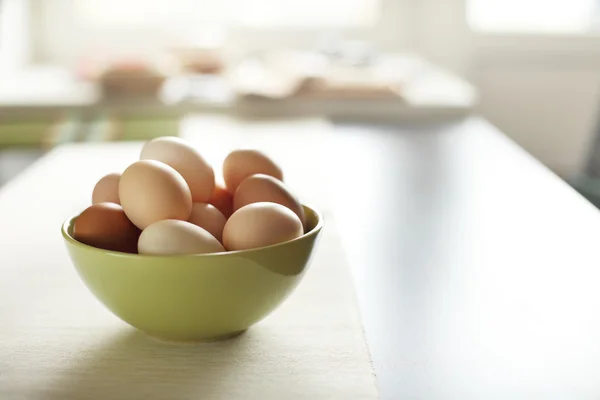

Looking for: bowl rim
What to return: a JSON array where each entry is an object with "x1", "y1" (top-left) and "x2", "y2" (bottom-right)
[{"x1": 62, "y1": 203, "x2": 324, "y2": 259}]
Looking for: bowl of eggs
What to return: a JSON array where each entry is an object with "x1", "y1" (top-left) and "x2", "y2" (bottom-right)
[{"x1": 62, "y1": 136, "x2": 323, "y2": 342}]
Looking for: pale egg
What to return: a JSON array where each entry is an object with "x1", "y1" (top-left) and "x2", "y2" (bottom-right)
[
  {"x1": 141, "y1": 136, "x2": 215, "y2": 202},
  {"x1": 234, "y1": 174, "x2": 305, "y2": 229},
  {"x1": 119, "y1": 160, "x2": 192, "y2": 230},
  {"x1": 223, "y1": 202, "x2": 303, "y2": 251},
  {"x1": 138, "y1": 219, "x2": 225, "y2": 255},
  {"x1": 188, "y1": 203, "x2": 226, "y2": 242},
  {"x1": 222, "y1": 149, "x2": 283, "y2": 193},
  {"x1": 92, "y1": 172, "x2": 121, "y2": 205}
]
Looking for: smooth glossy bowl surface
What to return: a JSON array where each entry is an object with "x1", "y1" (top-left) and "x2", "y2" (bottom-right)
[{"x1": 62, "y1": 205, "x2": 323, "y2": 342}]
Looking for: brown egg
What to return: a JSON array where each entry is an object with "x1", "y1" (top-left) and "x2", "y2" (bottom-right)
[
  {"x1": 119, "y1": 160, "x2": 192, "y2": 230},
  {"x1": 140, "y1": 136, "x2": 215, "y2": 202},
  {"x1": 223, "y1": 202, "x2": 303, "y2": 251},
  {"x1": 234, "y1": 174, "x2": 305, "y2": 229},
  {"x1": 208, "y1": 183, "x2": 234, "y2": 218},
  {"x1": 188, "y1": 203, "x2": 226, "y2": 242},
  {"x1": 73, "y1": 203, "x2": 141, "y2": 253},
  {"x1": 222, "y1": 149, "x2": 283, "y2": 193},
  {"x1": 138, "y1": 220, "x2": 225, "y2": 255},
  {"x1": 92, "y1": 172, "x2": 121, "y2": 204}
]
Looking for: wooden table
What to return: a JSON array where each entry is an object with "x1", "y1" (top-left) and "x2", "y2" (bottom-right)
[{"x1": 2, "y1": 115, "x2": 600, "y2": 399}]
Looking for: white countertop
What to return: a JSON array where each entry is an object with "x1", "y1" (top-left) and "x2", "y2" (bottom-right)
[{"x1": 1, "y1": 114, "x2": 600, "y2": 398}]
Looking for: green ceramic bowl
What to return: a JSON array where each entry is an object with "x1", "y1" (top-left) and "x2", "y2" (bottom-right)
[{"x1": 62, "y1": 204, "x2": 323, "y2": 342}]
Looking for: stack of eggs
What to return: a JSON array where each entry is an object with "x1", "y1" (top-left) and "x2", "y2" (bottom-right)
[{"x1": 73, "y1": 136, "x2": 306, "y2": 255}]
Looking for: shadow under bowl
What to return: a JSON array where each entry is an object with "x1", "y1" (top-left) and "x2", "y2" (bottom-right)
[{"x1": 62, "y1": 204, "x2": 324, "y2": 342}]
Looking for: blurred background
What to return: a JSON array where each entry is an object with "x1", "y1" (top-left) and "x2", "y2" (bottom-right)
[{"x1": 2, "y1": 0, "x2": 600, "y2": 203}]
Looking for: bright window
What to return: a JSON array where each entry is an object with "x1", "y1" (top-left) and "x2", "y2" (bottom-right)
[
  {"x1": 36, "y1": 0, "x2": 386, "y2": 63},
  {"x1": 76, "y1": 0, "x2": 381, "y2": 28},
  {"x1": 468, "y1": 0, "x2": 600, "y2": 33}
]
